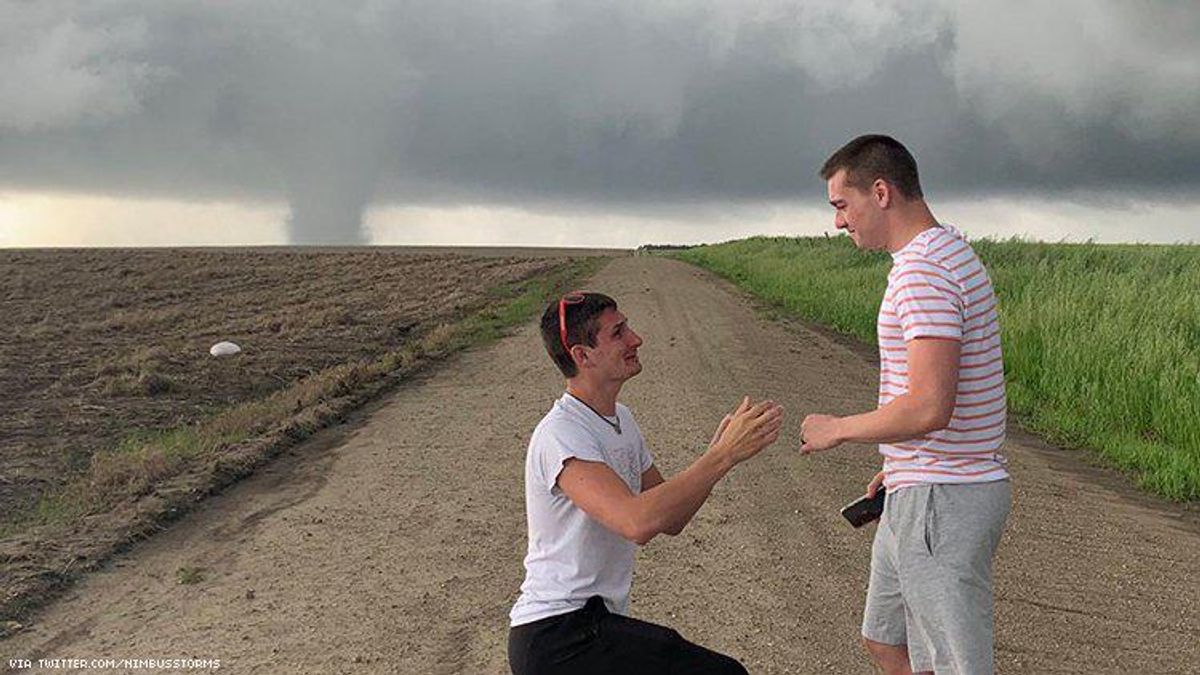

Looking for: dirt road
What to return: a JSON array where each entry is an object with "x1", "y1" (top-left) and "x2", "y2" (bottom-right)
[{"x1": 4, "y1": 256, "x2": 1198, "y2": 674}]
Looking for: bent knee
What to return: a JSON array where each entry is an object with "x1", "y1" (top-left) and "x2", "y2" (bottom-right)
[
  {"x1": 720, "y1": 655, "x2": 749, "y2": 675},
  {"x1": 862, "y1": 636, "x2": 908, "y2": 663}
]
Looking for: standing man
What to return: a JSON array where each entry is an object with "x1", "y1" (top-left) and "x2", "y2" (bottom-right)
[
  {"x1": 799, "y1": 135, "x2": 1011, "y2": 675},
  {"x1": 508, "y1": 291, "x2": 783, "y2": 675}
]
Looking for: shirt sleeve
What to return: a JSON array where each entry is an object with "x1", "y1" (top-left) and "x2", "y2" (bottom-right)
[
  {"x1": 890, "y1": 258, "x2": 964, "y2": 342},
  {"x1": 531, "y1": 422, "x2": 607, "y2": 494}
]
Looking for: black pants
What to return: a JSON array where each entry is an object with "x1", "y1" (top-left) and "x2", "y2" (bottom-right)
[{"x1": 508, "y1": 596, "x2": 749, "y2": 675}]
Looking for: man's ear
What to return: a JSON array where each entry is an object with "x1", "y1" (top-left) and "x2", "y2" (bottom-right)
[
  {"x1": 569, "y1": 344, "x2": 588, "y2": 368},
  {"x1": 873, "y1": 178, "x2": 891, "y2": 209}
]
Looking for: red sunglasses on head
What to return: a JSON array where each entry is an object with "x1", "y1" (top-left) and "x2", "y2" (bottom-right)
[{"x1": 558, "y1": 291, "x2": 587, "y2": 352}]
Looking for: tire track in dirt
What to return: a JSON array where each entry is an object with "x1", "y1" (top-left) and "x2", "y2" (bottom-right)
[{"x1": 3, "y1": 255, "x2": 1198, "y2": 674}]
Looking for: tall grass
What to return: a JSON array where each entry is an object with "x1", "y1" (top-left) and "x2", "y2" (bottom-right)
[{"x1": 677, "y1": 236, "x2": 1200, "y2": 501}]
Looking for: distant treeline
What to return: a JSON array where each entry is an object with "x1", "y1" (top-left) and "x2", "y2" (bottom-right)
[
  {"x1": 675, "y1": 236, "x2": 1200, "y2": 501},
  {"x1": 636, "y1": 244, "x2": 694, "y2": 254}
]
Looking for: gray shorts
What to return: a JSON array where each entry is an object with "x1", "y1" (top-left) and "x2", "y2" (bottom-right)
[{"x1": 862, "y1": 480, "x2": 1011, "y2": 674}]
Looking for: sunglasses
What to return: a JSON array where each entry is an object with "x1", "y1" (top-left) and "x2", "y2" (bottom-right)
[{"x1": 558, "y1": 291, "x2": 586, "y2": 352}]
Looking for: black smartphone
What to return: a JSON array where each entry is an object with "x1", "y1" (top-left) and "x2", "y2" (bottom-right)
[{"x1": 840, "y1": 486, "x2": 886, "y2": 528}]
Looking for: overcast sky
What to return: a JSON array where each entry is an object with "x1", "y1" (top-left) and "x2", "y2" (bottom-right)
[{"x1": 2, "y1": 1, "x2": 1198, "y2": 247}]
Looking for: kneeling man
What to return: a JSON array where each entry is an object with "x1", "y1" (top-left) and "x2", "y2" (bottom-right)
[{"x1": 508, "y1": 291, "x2": 783, "y2": 675}]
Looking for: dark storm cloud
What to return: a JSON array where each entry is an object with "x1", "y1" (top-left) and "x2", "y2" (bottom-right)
[{"x1": 1, "y1": 1, "x2": 1197, "y2": 242}]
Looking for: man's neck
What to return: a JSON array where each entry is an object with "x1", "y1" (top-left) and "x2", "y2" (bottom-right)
[
  {"x1": 565, "y1": 379, "x2": 621, "y2": 417},
  {"x1": 885, "y1": 201, "x2": 939, "y2": 253}
]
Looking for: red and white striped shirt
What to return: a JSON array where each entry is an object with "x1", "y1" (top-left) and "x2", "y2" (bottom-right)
[{"x1": 877, "y1": 225, "x2": 1009, "y2": 491}]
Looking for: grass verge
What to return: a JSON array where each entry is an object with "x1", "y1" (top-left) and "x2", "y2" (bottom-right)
[
  {"x1": 0, "y1": 256, "x2": 605, "y2": 626},
  {"x1": 675, "y1": 236, "x2": 1200, "y2": 501}
]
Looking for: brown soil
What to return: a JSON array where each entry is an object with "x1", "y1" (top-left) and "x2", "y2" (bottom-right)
[
  {"x1": 3, "y1": 256, "x2": 1198, "y2": 674},
  {"x1": 0, "y1": 248, "x2": 566, "y2": 521}
]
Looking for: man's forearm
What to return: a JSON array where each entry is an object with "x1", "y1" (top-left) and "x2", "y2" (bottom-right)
[
  {"x1": 835, "y1": 393, "x2": 948, "y2": 445},
  {"x1": 632, "y1": 450, "x2": 733, "y2": 542}
]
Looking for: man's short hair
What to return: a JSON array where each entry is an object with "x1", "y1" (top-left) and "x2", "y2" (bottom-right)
[
  {"x1": 540, "y1": 291, "x2": 618, "y2": 378},
  {"x1": 819, "y1": 134, "x2": 924, "y2": 200}
]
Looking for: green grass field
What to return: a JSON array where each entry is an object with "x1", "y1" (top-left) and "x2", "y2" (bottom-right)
[{"x1": 676, "y1": 236, "x2": 1200, "y2": 501}]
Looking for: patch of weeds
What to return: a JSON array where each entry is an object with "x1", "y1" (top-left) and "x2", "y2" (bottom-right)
[{"x1": 176, "y1": 566, "x2": 205, "y2": 585}]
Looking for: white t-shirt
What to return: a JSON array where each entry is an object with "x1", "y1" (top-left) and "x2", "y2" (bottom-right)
[{"x1": 509, "y1": 393, "x2": 655, "y2": 627}]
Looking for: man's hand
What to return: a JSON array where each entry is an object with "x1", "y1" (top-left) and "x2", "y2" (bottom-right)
[
  {"x1": 709, "y1": 396, "x2": 784, "y2": 466},
  {"x1": 708, "y1": 413, "x2": 733, "y2": 450},
  {"x1": 865, "y1": 470, "x2": 885, "y2": 498},
  {"x1": 799, "y1": 413, "x2": 844, "y2": 454},
  {"x1": 558, "y1": 397, "x2": 782, "y2": 546}
]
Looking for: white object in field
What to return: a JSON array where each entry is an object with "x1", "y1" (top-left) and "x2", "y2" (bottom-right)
[{"x1": 209, "y1": 341, "x2": 242, "y2": 357}]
